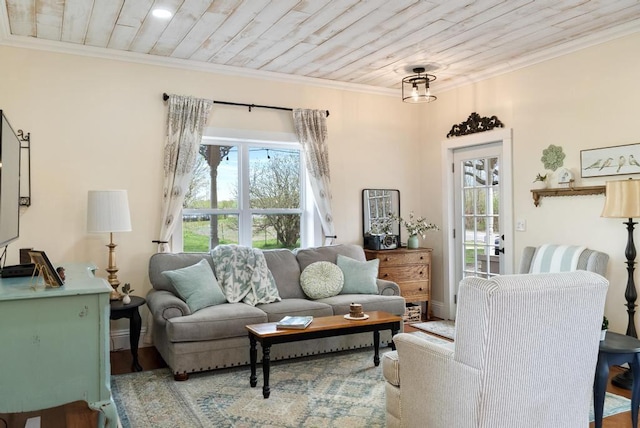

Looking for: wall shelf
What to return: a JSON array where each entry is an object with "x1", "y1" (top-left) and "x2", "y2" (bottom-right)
[{"x1": 531, "y1": 185, "x2": 606, "y2": 207}]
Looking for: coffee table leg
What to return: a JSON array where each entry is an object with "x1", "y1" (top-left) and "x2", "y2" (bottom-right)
[
  {"x1": 249, "y1": 335, "x2": 257, "y2": 388},
  {"x1": 262, "y1": 345, "x2": 271, "y2": 398},
  {"x1": 391, "y1": 323, "x2": 399, "y2": 351},
  {"x1": 374, "y1": 330, "x2": 380, "y2": 366}
]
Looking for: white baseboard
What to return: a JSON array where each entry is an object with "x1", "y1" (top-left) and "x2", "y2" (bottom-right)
[
  {"x1": 109, "y1": 327, "x2": 150, "y2": 351},
  {"x1": 430, "y1": 300, "x2": 448, "y2": 320}
]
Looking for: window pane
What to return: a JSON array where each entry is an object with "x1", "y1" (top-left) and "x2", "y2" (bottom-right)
[
  {"x1": 249, "y1": 147, "x2": 300, "y2": 209},
  {"x1": 182, "y1": 214, "x2": 238, "y2": 252},
  {"x1": 252, "y1": 214, "x2": 300, "y2": 249},
  {"x1": 184, "y1": 145, "x2": 238, "y2": 209}
]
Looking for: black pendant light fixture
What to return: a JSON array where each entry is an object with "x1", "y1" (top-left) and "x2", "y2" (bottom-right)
[{"x1": 402, "y1": 67, "x2": 437, "y2": 103}]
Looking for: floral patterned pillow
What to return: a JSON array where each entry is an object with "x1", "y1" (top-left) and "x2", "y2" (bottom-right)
[{"x1": 300, "y1": 261, "x2": 344, "y2": 300}]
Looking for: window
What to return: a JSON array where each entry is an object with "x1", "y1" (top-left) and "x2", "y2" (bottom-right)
[{"x1": 176, "y1": 134, "x2": 315, "y2": 252}]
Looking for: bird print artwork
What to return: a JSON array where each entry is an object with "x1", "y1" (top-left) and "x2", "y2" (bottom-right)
[
  {"x1": 617, "y1": 155, "x2": 626, "y2": 173},
  {"x1": 599, "y1": 157, "x2": 613, "y2": 171},
  {"x1": 585, "y1": 159, "x2": 602, "y2": 169},
  {"x1": 630, "y1": 154, "x2": 640, "y2": 168}
]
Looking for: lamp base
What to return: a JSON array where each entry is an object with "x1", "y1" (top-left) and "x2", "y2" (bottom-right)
[
  {"x1": 611, "y1": 368, "x2": 633, "y2": 390},
  {"x1": 110, "y1": 289, "x2": 122, "y2": 301}
]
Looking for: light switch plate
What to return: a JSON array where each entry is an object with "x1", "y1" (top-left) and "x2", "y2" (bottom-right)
[{"x1": 516, "y1": 219, "x2": 526, "y2": 231}]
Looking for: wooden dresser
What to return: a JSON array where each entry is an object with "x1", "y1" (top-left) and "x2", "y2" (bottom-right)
[{"x1": 365, "y1": 247, "x2": 433, "y2": 320}]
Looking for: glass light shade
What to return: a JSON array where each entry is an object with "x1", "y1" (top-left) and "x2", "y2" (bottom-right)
[
  {"x1": 601, "y1": 179, "x2": 640, "y2": 218},
  {"x1": 402, "y1": 70, "x2": 437, "y2": 103},
  {"x1": 87, "y1": 190, "x2": 132, "y2": 233}
]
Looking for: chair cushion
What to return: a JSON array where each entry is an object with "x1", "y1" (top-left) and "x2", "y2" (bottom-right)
[
  {"x1": 337, "y1": 254, "x2": 379, "y2": 294},
  {"x1": 382, "y1": 350, "x2": 401, "y2": 387},
  {"x1": 300, "y1": 261, "x2": 344, "y2": 299},
  {"x1": 161, "y1": 259, "x2": 227, "y2": 313}
]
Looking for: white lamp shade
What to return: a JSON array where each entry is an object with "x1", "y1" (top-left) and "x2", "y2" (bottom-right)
[
  {"x1": 87, "y1": 190, "x2": 132, "y2": 233},
  {"x1": 601, "y1": 179, "x2": 640, "y2": 218}
]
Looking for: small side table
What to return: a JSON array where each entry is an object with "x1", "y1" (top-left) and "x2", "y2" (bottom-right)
[
  {"x1": 110, "y1": 295, "x2": 146, "y2": 372},
  {"x1": 593, "y1": 331, "x2": 640, "y2": 428}
]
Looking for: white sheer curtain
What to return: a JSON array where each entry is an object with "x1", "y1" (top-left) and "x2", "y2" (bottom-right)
[
  {"x1": 157, "y1": 94, "x2": 213, "y2": 253},
  {"x1": 293, "y1": 109, "x2": 336, "y2": 245}
]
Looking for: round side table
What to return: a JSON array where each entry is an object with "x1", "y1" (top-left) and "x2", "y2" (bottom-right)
[
  {"x1": 593, "y1": 331, "x2": 640, "y2": 428},
  {"x1": 110, "y1": 295, "x2": 146, "y2": 372}
]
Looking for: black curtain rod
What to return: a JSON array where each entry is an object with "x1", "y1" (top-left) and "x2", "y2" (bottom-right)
[{"x1": 162, "y1": 93, "x2": 329, "y2": 117}]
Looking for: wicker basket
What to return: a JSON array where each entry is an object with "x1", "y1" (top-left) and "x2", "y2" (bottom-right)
[{"x1": 403, "y1": 303, "x2": 421, "y2": 323}]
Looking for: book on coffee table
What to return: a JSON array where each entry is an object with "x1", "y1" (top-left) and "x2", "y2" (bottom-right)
[{"x1": 276, "y1": 315, "x2": 313, "y2": 330}]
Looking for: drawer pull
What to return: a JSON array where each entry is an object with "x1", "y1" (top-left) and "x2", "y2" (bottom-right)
[
  {"x1": 383, "y1": 274, "x2": 389, "y2": 278},
  {"x1": 384, "y1": 257, "x2": 389, "y2": 261},
  {"x1": 419, "y1": 287, "x2": 423, "y2": 291},
  {"x1": 419, "y1": 271, "x2": 423, "y2": 275},
  {"x1": 420, "y1": 256, "x2": 424, "y2": 260}
]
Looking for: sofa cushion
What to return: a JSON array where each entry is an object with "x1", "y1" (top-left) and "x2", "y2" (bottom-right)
[
  {"x1": 263, "y1": 249, "x2": 304, "y2": 299},
  {"x1": 161, "y1": 259, "x2": 227, "y2": 313},
  {"x1": 295, "y1": 244, "x2": 366, "y2": 272},
  {"x1": 318, "y1": 293, "x2": 406, "y2": 316},
  {"x1": 149, "y1": 252, "x2": 214, "y2": 295},
  {"x1": 257, "y1": 298, "x2": 334, "y2": 322},
  {"x1": 300, "y1": 261, "x2": 344, "y2": 299},
  {"x1": 165, "y1": 303, "x2": 268, "y2": 343},
  {"x1": 337, "y1": 254, "x2": 379, "y2": 294}
]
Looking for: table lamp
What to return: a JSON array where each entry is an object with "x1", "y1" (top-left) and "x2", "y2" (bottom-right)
[
  {"x1": 601, "y1": 178, "x2": 640, "y2": 388},
  {"x1": 87, "y1": 190, "x2": 132, "y2": 300}
]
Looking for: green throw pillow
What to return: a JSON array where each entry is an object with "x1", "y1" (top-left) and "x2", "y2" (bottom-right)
[
  {"x1": 300, "y1": 261, "x2": 344, "y2": 299},
  {"x1": 162, "y1": 259, "x2": 227, "y2": 313},
  {"x1": 337, "y1": 254, "x2": 379, "y2": 294}
]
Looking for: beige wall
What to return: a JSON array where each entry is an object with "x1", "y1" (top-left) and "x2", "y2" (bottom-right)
[
  {"x1": 2, "y1": 30, "x2": 639, "y2": 335},
  {"x1": 423, "y1": 32, "x2": 640, "y2": 332},
  {"x1": 0, "y1": 45, "x2": 423, "y2": 331}
]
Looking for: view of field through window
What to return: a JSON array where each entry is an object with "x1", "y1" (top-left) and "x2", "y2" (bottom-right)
[{"x1": 182, "y1": 142, "x2": 303, "y2": 252}]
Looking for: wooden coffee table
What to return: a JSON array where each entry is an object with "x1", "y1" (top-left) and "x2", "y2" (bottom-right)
[{"x1": 246, "y1": 310, "x2": 402, "y2": 398}]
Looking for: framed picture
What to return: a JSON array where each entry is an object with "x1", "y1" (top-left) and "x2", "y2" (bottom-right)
[
  {"x1": 29, "y1": 250, "x2": 64, "y2": 287},
  {"x1": 581, "y1": 143, "x2": 640, "y2": 178}
]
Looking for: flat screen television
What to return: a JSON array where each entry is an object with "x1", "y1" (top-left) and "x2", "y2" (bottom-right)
[{"x1": 0, "y1": 110, "x2": 21, "y2": 248}]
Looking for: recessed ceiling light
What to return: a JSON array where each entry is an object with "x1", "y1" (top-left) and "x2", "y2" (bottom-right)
[{"x1": 152, "y1": 8, "x2": 172, "y2": 19}]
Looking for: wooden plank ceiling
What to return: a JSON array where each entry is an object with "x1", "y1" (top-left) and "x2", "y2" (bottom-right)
[{"x1": 3, "y1": 0, "x2": 640, "y2": 93}]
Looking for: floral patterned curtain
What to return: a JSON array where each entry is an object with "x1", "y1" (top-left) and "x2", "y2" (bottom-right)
[
  {"x1": 293, "y1": 109, "x2": 336, "y2": 245},
  {"x1": 158, "y1": 95, "x2": 213, "y2": 253}
]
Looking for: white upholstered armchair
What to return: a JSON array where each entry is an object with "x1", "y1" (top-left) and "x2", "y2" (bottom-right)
[{"x1": 383, "y1": 271, "x2": 608, "y2": 428}]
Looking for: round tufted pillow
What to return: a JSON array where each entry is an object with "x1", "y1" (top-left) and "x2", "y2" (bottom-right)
[{"x1": 300, "y1": 261, "x2": 344, "y2": 300}]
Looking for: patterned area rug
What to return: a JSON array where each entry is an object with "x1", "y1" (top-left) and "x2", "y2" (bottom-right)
[
  {"x1": 111, "y1": 341, "x2": 631, "y2": 427},
  {"x1": 411, "y1": 320, "x2": 456, "y2": 340},
  {"x1": 112, "y1": 348, "x2": 394, "y2": 428}
]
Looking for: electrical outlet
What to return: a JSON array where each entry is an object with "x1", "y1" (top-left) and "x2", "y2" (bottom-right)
[{"x1": 516, "y1": 219, "x2": 526, "y2": 231}]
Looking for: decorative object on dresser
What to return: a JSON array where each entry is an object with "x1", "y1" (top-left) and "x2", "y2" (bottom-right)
[
  {"x1": 87, "y1": 190, "x2": 132, "y2": 300},
  {"x1": 365, "y1": 247, "x2": 433, "y2": 320},
  {"x1": 362, "y1": 188, "x2": 400, "y2": 250}
]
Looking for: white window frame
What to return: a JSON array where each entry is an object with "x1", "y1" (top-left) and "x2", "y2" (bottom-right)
[{"x1": 172, "y1": 128, "x2": 320, "y2": 251}]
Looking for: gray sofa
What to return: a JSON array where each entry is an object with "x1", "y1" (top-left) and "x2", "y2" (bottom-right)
[{"x1": 147, "y1": 244, "x2": 406, "y2": 380}]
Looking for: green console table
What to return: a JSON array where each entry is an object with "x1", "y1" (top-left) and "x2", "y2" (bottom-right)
[{"x1": 0, "y1": 263, "x2": 117, "y2": 426}]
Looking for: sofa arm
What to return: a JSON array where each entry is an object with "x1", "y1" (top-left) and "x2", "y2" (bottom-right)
[
  {"x1": 377, "y1": 278, "x2": 401, "y2": 296},
  {"x1": 146, "y1": 289, "x2": 191, "y2": 324},
  {"x1": 393, "y1": 333, "x2": 481, "y2": 427}
]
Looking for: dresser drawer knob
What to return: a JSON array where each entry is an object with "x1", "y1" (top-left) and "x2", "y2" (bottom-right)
[
  {"x1": 383, "y1": 274, "x2": 389, "y2": 278},
  {"x1": 419, "y1": 271, "x2": 423, "y2": 275},
  {"x1": 419, "y1": 287, "x2": 423, "y2": 291},
  {"x1": 420, "y1": 256, "x2": 424, "y2": 260},
  {"x1": 384, "y1": 257, "x2": 389, "y2": 261}
]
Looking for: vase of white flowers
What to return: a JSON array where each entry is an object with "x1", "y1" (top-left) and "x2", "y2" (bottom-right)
[{"x1": 391, "y1": 212, "x2": 439, "y2": 249}]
